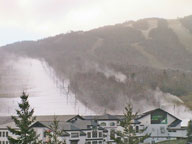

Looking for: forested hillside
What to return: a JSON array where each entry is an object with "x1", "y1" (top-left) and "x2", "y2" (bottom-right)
[{"x1": 1, "y1": 15, "x2": 192, "y2": 112}]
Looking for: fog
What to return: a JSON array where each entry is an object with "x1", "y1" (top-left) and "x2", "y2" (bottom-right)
[{"x1": 0, "y1": 56, "x2": 94, "y2": 115}]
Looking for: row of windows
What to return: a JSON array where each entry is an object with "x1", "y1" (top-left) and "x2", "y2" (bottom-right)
[
  {"x1": 44, "y1": 131, "x2": 103, "y2": 139},
  {"x1": 87, "y1": 131, "x2": 102, "y2": 138},
  {"x1": 100, "y1": 122, "x2": 115, "y2": 127},
  {"x1": 0, "y1": 132, "x2": 8, "y2": 137},
  {"x1": 0, "y1": 141, "x2": 9, "y2": 144},
  {"x1": 86, "y1": 141, "x2": 103, "y2": 144},
  {"x1": 71, "y1": 133, "x2": 79, "y2": 138},
  {"x1": 44, "y1": 131, "x2": 80, "y2": 138},
  {"x1": 168, "y1": 130, "x2": 176, "y2": 132}
]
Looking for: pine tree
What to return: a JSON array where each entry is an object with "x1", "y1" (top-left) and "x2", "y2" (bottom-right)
[
  {"x1": 187, "y1": 120, "x2": 192, "y2": 142},
  {"x1": 112, "y1": 104, "x2": 150, "y2": 144},
  {"x1": 7, "y1": 92, "x2": 40, "y2": 144},
  {"x1": 45, "y1": 116, "x2": 66, "y2": 144}
]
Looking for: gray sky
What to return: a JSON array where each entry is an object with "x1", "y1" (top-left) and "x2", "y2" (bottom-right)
[{"x1": 0, "y1": 0, "x2": 192, "y2": 46}]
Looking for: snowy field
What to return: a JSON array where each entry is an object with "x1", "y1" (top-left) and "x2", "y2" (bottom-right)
[{"x1": 0, "y1": 57, "x2": 94, "y2": 115}]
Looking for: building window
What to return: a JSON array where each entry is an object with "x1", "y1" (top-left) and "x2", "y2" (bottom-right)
[
  {"x1": 87, "y1": 132, "x2": 91, "y2": 138},
  {"x1": 168, "y1": 130, "x2": 176, "y2": 132},
  {"x1": 100, "y1": 122, "x2": 106, "y2": 127},
  {"x1": 92, "y1": 141, "x2": 97, "y2": 144},
  {"x1": 99, "y1": 141, "x2": 102, "y2": 144},
  {"x1": 151, "y1": 110, "x2": 167, "y2": 124},
  {"x1": 87, "y1": 125, "x2": 92, "y2": 129},
  {"x1": 110, "y1": 122, "x2": 115, "y2": 126},
  {"x1": 71, "y1": 133, "x2": 79, "y2": 138},
  {"x1": 71, "y1": 141, "x2": 78, "y2": 144},
  {"x1": 92, "y1": 131, "x2": 97, "y2": 138},
  {"x1": 160, "y1": 127, "x2": 165, "y2": 134},
  {"x1": 0, "y1": 132, "x2": 1, "y2": 137},
  {"x1": 6, "y1": 132, "x2": 8, "y2": 137},
  {"x1": 136, "y1": 126, "x2": 139, "y2": 133},
  {"x1": 87, "y1": 142, "x2": 91, "y2": 144},
  {"x1": 3, "y1": 132, "x2": 5, "y2": 137},
  {"x1": 103, "y1": 134, "x2": 107, "y2": 137},
  {"x1": 99, "y1": 132, "x2": 102, "y2": 137}
]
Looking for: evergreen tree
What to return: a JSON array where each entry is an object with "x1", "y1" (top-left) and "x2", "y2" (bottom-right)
[
  {"x1": 112, "y1": 104, "x2": 150, "y2": 144},
  {"x1": 45, "y1": 116, "x2": 66, "y2": 144},
  {"x1": 187, "y1": 120, "x2": 192, "y2": 142},
  {"x1": 7, "y1": 92, "x2": 40, "y2": 144}
]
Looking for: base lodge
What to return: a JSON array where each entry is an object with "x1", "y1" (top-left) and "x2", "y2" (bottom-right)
[{"x1": 0, "y1": 108, "x2": 188, "y2": 144}]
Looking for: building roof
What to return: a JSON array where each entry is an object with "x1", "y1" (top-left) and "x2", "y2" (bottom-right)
[
  {"x1": 30, "y1": 121, "x2": 49, "y2": 128},
  {"x1": 114, "y1": 115, "x2": 125, "y2": 120},
  {"x1": 136, "y1": 108, "x2": 181, "y2": 122},
  {"x1": 0, "y1": 121, "x2": 17, "y2": 129},
  {"x1": 31, "y1": 121, "x2": 85, "y2": 136},
  {"x1": 72, "y1": 119, "x2": 98, "y2": 130},
  {"x1": 36, "y1": 115, "x2": 76, "y2": 122},
  {"x1": 83, "y1": 114, "x2": 121, "y2": 121},
  {"x1": 168, "y1": 119, "x2": 182, "y2": 127},
  {"x1": 0, "y1": 116, "x2": 13, "y2": 125},
  {"x1": 66, "y1": 115, "x2": 85, "y2": 122},
  {"x1": 31, "y1": 121, "x2": 80, "y2": 131},
  {"x1": 132, "y1": 119, "x2": 141, "y2": 124},
  {"x1": 0, "y1": 115, "x2": 75, "y2": 125},
  {"x1": 167, "y1": 127, "x2": 187, "y2": 130}
]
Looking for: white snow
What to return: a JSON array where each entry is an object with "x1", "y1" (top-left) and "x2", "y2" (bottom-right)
[{"x1": 0, "y1": 57, "x2": 94, "y2": 116}]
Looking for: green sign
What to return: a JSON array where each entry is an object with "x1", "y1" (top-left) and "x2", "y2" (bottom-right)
[{"x1": 151, "y1": 110, "x2": 167, "y2": 124}]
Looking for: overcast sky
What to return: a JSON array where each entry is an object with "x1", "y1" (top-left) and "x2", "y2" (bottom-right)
[{"x1": 0, "y1": 0, "x2": 192, "y2": 46}]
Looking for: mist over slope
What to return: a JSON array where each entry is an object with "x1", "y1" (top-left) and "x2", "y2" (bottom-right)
[{"x1": 1, "y1": 15, "x2": 192, "y2": 114}]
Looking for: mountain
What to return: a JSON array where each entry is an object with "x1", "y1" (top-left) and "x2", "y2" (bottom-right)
[{"x1": 1, "y1": 15, "x2": 192, "y2": 114}]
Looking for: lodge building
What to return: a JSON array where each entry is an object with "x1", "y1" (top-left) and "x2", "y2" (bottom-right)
[{"x1": 0, "y1": 108, "x2": 188, "y2": 144}]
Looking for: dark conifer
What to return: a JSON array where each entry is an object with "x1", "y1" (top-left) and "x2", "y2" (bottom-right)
[
  {"x1": 112, "y1": 104, "x2": 150, "y2": 144},
  {"x1": 45, "y1": 116, "x2": 66, "y2": 144},
  {"x1": 7, "y1": 92, "x2": 40, "y2": 144}
]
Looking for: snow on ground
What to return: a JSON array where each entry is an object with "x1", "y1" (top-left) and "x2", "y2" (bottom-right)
[
  {"x1": 168, "y1": 19, "x2": 192, "y2": 53},
  {"x1": 141, "y1": 19, "x2": 158, "y2": 39},
  {"x1": 0, "y1": 57, "x2": 94, "y2": 116}
]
